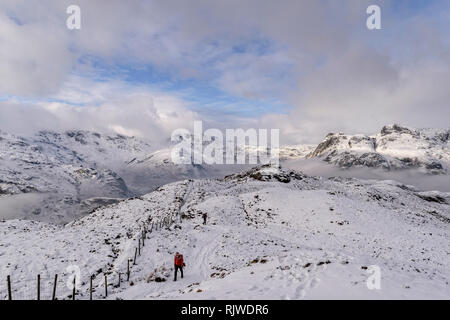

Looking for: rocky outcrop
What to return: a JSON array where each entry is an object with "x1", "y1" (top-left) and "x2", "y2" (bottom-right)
[
  {"x1": 306, "y1": 124, "x2": 449, "y2": 174},
  {"x1": 225, "y1": 164, "x2": 307, "y2": 183}
]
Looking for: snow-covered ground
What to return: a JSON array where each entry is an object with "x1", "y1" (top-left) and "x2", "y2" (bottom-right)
[
  {"x1": 1, "y1": 165, "x2": 448, "y2": 300},
  {"x1": 1, "y1": 125, "x2": 448, "y2": 223}
]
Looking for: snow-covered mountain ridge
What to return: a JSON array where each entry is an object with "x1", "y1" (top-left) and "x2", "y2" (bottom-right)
[
  {"x1": 0, "y1": 129, "x2": 311, "y2": 223},
  {"x1": 1, "y1": 165, "x2": 448, "y2": 299},
  {"x1": 1, "y1": 124, "x2": 448, "y2": 223},
  {"x1": 0, "y1": 130, "x2": 156, "y2": 223},
  {"x1": 305, "y1": 124, "x2": 450, "y2": 174}
]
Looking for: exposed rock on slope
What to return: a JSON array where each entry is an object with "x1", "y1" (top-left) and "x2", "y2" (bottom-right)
[{"x1": 306, "y1": 124, "x2": 450, "y2": 174}]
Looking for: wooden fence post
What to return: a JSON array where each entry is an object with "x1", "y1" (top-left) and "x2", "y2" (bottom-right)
[
  {"x1": 118, "y1": 273, "x2": 121, "y2": 287},
  {"x1": 52, "y1": 274, "x2": 58, "y2": 300},
  {"x1": 133, "y1": 247, "x2": 138, "y2": 265},
  {"x1": 37, "y1": 274, "x2": 40, "y2": 300},
  {"x1": 72, "y1": 276, "x2": 76, "y2": 300},
  {"x1": 90, "y1": 275, "x2": 93, "y2": 300},
  {"x1": 127, "y1": 259, "x2": 130, "y2": 281},
  {"x1": 138, "y1": 239, "x2": 141, "y2": 256},
  {"x1": 104, "y1": 275, "x2": 108, "y2": 298},
  {"x1": 142, "y1": 231, "x2": 145, "y2": 247},
  {"x1": 7, "y1": 275, "x2": 12, "y2": 300}
]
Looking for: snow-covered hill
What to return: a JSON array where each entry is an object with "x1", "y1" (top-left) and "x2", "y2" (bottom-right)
[
  {"x1": 0, "y1": 130, "x2": 157, "y2": 223},
  {"x1": 305, "y1": 124, "x2": 450, "y2": 174},
  {"x1": 125, "y1": 147, "x2": 253, "y2": 195},
  {"x1": 0, "y1": 130, "x2": 246, "y2": 223},
  {"x1": 1, "y1": 125, "x2": 448, "y2": 223},
  {"x1": 1, "y1": 165, "x2": 448, "y2": 300}
]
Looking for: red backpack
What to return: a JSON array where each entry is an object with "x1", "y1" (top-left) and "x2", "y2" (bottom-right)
[{"x1": 174, "y1": 254, "x2": 184, "y2": 267}]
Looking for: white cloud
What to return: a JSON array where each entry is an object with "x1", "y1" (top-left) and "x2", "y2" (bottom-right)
[
  {"x1": 0, "y1": 78, "x2": 200, "y2": 142},
  {"x1": 0, "y1": 10, "x2": 74, "y2": 96},
  {"x1": 0, "y1": 0, "x2": 449, "y2": 142}
]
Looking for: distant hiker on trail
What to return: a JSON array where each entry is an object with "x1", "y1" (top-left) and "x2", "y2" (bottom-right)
[
  {"x1": 202, "y1": 212, "x2": 207, "y2": 225},
  {"x1": 174, "y1": 252, "x2": 185, "y2": 281}
]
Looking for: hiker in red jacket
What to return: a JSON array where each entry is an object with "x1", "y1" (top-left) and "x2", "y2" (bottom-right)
[{"x1": 174, "y1": 252, "x2": 185, "y2": 281}]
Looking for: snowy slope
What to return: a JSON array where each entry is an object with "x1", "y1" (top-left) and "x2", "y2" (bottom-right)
[
  {"x1": 1, "y1": 124, "x2": 448, "y2": 224},
  {"x1": 0, "y1": 129, "x2": 256, "y2": 222},
  {"x1": 278, "y1": 144, "x2": 316, "y2": 160},
  {"x1": 126, "y1": 147, "x2": 255, "y2": 194},
  {"x1": 0, "y1": 165, "x2": 448, "y2": 300},
  {"x1": 0, "y1": 130, "x2": 157, "y2": 223},
  {"x1": 305, "y1": 124, "x2": 450, "y2": 174},
  {"x1": 245, "y1": 144, "x2": 315, "y2": 160}
]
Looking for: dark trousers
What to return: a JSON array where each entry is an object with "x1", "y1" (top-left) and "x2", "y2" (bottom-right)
[{"x1": 174, "y1": 265, "x2": 183, "y2": 281}]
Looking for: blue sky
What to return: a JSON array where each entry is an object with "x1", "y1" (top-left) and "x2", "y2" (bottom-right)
[
  {"x1": 68, "y1": 32, "x2": 294, "y2": 118},
  {"x1": 77, "y1": 55, "x2": 291, "y2": 118}
]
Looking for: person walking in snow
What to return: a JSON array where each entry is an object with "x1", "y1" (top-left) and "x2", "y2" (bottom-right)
[
  {"x1": 202, "y1": 212, "x2": 207, "y2": 225},
  {"x1": 174, "y1": 252, "x2": 184, "y2": 281}
]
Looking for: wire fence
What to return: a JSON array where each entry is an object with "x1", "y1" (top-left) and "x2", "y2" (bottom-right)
[{"x1": 1, "y1": 206, "x2": 182, "y2": 300}]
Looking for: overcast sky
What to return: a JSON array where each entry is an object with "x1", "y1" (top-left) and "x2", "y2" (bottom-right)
[{"x1": 0, "y1": 0, "x2": 449, "y2": 144}]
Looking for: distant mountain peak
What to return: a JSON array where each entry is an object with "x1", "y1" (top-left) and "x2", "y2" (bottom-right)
[{"x1": 306, "y1": 125, "x2": 449, "y2": 174}]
